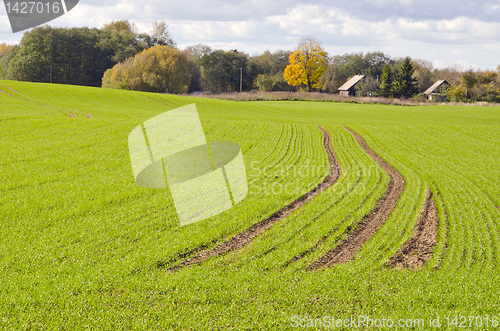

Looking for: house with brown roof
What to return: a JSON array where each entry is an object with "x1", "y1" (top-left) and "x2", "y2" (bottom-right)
[
  {"x1": 338, "y1": 75, "x2": 365, "y2": 97},
  {"x1": 424, "y1": 80, "x2": 450, "y2": 101}
]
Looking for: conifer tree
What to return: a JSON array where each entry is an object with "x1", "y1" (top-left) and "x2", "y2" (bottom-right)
[
  {"x1": 391, "y1": 57, "x2": 418, "y2": 98},
  {"x1": 378, "y1": 63, "x2": 392, "y2": 97}
]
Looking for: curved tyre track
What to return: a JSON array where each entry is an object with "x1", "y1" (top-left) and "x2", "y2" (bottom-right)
[
  {"x1": 168, "y1": 126, "x2": 340, "y2": 272},
  {"x1": 308, "y1": 127, "x2": 405, "y2": 270},
  {"x1": 146, "y1": 95, "x2": 179, "y2": 108},
  {"x1": 389, "y1": 189, "x2": 438, "y2": 269},
  {"x1": 0, "y1": 83, "x2": 92, "y2": 118}
]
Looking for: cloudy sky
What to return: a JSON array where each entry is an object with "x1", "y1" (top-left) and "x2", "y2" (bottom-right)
[{"x1": 1, "y1": 0, "x2": 500, "y2": 70}]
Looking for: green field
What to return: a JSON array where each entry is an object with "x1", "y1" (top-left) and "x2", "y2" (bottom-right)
[{"x1": 1, "y1": 80, "x2": 500, "y2": 329}]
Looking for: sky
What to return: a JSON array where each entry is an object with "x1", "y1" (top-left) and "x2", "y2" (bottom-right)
[{"x1": 1, "y1": 0, "x2": 500, "y2": 70}]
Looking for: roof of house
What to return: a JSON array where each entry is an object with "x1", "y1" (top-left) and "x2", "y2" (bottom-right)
[
  {"x1": 424, "y1": 80, "x2": 449, "y2": 94},
  {"x1": 338, "y1": 75, "x2": 365, "y2": 91}
]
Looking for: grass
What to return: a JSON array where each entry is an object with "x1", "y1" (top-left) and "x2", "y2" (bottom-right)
[
  {"x1": 1, "y1": 80, "x2": 500, "y2": 329},
  {"x1": 188, "y1": 90, "x2": 500, "y2": 107}
]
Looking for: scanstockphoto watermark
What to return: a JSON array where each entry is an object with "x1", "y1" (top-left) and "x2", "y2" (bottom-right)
[
  {"x1": 291, "y1": 316, "x2": 427, "y2": 329},
  {"x1": 290, "y1": 315, "x2": 500, "y2": 329},
  {"x1": 250, "y1": 177, "x2": 368, "y2": 197},
  {"x1": 248, "y1": 161, "x2": 380, "y2": 179},
  {"x1": 248, "y1": 161, "x2": 376, "y2": 196}
]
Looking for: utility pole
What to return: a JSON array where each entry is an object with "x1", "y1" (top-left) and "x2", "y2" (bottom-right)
[
  {"x1": 240, "y1": 67, "x2": 242, "y2": 92},
  {"x1": 50, "y1": 65, "x2": 52, "y2": 84}
]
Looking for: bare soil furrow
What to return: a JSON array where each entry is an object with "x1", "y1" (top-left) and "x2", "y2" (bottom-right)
[
  {"x1": 0, "y1": 83, "x2": 78, "y2": 118},
  {"x1": 168, "y1": 126, "x2": 340, "y2": 272},
  {"x1": 308, "y1": 127, "x2": 405, "y2": 270},
  {"x1": 388, "y1": 189, "x2": 438, "y2": 269},
  {"x1": 146, "y1": 96, "x2": 178, "y2": 108}
]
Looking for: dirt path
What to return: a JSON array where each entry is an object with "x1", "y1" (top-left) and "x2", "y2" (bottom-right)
[
  {"x1": 308, "y1": 127, "x2": 405, "y2": 270},
  {"x1": 0, "y1": 83, "x2": 92, "y2": 118},
  {"x1": 168, "y1": 126, "x2": 341, "y2": 272},
  {"x1": 388, "y1": 189, "x2": 438, "y2": 269}
]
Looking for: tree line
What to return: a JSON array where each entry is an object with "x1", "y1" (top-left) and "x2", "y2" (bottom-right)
[
  {"x1": 0, "y1": 20, "x2": 174, "y2": 87},
  {"x1": 1, "y1": 21, "x2": 499, "y2": 102}
]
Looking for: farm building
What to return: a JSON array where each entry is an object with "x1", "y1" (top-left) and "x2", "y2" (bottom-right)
[
  {"x1": 338, "y1": 75, "x2": 365, "y2": 97},
  {"x1": 424, "y1": 80, "x2": 450, "y2": 101}
]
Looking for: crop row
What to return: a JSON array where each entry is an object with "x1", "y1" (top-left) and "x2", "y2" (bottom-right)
[
  {"x1": 199, "y1": 126, "x2": 382, "y2": 271},
  {"x1": 357, "y1": 126, "x2": 500, "y2": 271}
]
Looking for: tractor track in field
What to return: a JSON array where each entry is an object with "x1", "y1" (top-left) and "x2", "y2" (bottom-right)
[
  {"x1": 0, "y1": 83, "x2": 92, "y2": 118},
  {"x1": 308, "y1": 127, "x2": 405, "y2": 270},
  {"x1": 388, "y1": 189, "x2": 438, "y2": 269},
  {"x1": 146, "y1": 96, "x2": 178, "y2": 107},
  {"x1": 168, "y1": 126, "x2": 340, "y2": 272},
  {"x1": 0, "y1": 85, "x2": 75, "y2": 117}
]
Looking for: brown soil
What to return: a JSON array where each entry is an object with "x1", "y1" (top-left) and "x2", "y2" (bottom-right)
[
  {"x1": 168, "y1": 126, "x2": 341, "y2": 272},
  {"x1": 308, "y1": 127, "x2": 405, "y2": 270},
  {"x1": 388, "y1": 189, "x2": 438, "y2": 269},
  {"x1": 146, "y1": 96, "x2": 178, "y2": 108},
  {"x1": 0, "y1": 83, "x2": 81, "y2": 118},
  {"x1": 0, "y1": 83, "x2": 30, "y2": 98}
]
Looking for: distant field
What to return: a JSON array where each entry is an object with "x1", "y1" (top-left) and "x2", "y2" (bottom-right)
[{"x1": 1, "y1": 80, "x2": 500, "y2": 329}]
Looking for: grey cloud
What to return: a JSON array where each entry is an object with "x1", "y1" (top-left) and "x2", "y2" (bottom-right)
[
  {"x1": 292, "y1": 0, "x2": 500, "y2": 22},
  {"x1": 149, "y1": 0, "x2": 500, "y2": 23},
  {"x1": 67, "y1": 0, "x2": 500, "y2": 26},
  {"x1": 144, "y1": 0, "x2": 293, "y2": 21}
]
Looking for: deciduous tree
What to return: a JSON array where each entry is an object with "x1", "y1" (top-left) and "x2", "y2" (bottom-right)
[
  {"x1": 199, "y1": 49, "x2": 254, "y2": 93},
  {"x1": 0, "y1": 43, "x2": 13, "y2": 58},
  {"x1": 460, "y1": 69, "x2": 477, "y2": 99},
  {"x1": 102, "y1": 45, "x2": 191, "y2": 93},
  {"x1": 98, "y1": 20, "x2": 146, "y2": 63},
  {"x1": 2, "y1": 26, "x2": 109, "y2": 86},
  {"x1": 251, "y1": 50, "x2": 293, "y2": 91},
  {"x1": 150, "y1": 21, "x2": 176, "y2": 48},
  {"x1": 183, "y1": 44, "x2": 212, "y2": 93},
  {"x1": 0, "y1": 44, "x2": 15, "y2": 78},
  {"x1": 283, "y1": 37, "x2": 328, "y2": 91},
  {"x1": 412, "y1": 59, "x2": 433, "y2": 93}
]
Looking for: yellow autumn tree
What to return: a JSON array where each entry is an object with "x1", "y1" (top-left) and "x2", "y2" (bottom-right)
[
  {"x1": 102, "y1": 45, "x2": 191, "y2": 93},
  {"x1": 0, "y1": 43, "x2": 13, "y2": 56},
  {"x1": 283, "y1": 37, "x2": 328, "y2": 91}
]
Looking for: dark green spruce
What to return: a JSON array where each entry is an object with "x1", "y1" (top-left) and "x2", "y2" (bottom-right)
[{"x1": 391, "y1": 57, "x2": 418, "y2": 98}]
